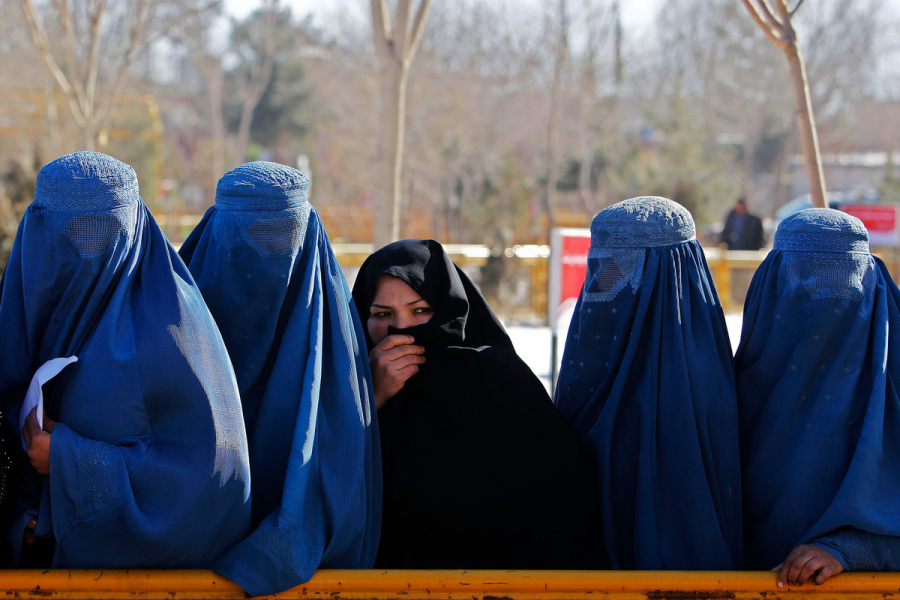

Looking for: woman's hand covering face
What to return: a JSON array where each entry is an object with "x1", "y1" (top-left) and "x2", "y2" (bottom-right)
[
  {"x1": 366, "y1": 275, "x2": 432, "y2": 409},
  {"x1": 368, "y1": 335, "x2": 425, "y2": 410}
]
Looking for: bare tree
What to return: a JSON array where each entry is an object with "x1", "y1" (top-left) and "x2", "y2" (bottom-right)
[
  {"x1": 200, "y1": 54, "x2": 227, "y2": 178},
  {"x1": 741, "y1": 0, "x2": 827, "y2": 208},
  {"x1": 574, "y1": 0, "x2": 614, "y2": 213},
  {"x1": 371, "y1": 0, "x2": 432, "y2": 246},
  {"x1": 543, "y1": 0, "x2": 571, "y2": 233},
  {"x1": 21, "y1": 0, "x2": 219, "y2": 151}
]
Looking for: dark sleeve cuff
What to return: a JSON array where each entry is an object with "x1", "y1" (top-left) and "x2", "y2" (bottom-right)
[{"x1": 812, "y1": 528, "x2": 892, "y2": 571}]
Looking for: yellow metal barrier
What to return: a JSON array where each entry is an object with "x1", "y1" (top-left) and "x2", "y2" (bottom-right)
[
  {"x1": 0, "y1": 570, "x2": 899, "y2": 600},
  {"x1": 703, "y1": 248, "x2": 769, "y2": 312}
]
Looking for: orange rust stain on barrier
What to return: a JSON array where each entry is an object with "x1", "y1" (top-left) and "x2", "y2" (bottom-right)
[{"x1": 2, "y1": 571, "x2": 900, "y2": 600}]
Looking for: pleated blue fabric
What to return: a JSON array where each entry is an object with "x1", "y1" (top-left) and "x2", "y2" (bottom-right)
[
  {"x1": 736, "y1": 208, "x2": 900, "y2": 570},
  {"x1": 555, "y1": 196, "x2": 742, "y2": 570},
  {"x1": 179, "y1": 162, "x2": 380, "y2": 596},
  {"x1": 0, "y1": 152, "x2": 251, "y2": 567}
]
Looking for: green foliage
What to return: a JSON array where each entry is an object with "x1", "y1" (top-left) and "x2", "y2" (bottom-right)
[
  {"x1": 466, "y1": 153, "x2": 534, "y2": 247},
  {"x1": 225, "y1": 7, "x2": 315, "y2": 152},
  {"x1": 251, "y1": 61, "x2": 312, "y2": 148},
  {"x1": 604, "y1": 96, "x2": 740, "y2": 227}
]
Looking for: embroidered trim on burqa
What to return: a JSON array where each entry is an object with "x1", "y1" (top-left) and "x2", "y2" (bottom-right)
[
  {"x1": 81, "y1": 437, "x2": 116, "y2": 503},
  {"x1": 33, "y1": 152, "x2": 140, "y2": 211},
  {"x1": 590, "y1": 196, "x2": 696, "y2": 249},
  {"x1": 775, "y1": 208, "x2": 873, "y2": 300},
  {"x1": 245, "y1": 511, "x2": 318, "y2": 574},
  {"x1": 213, "y1": 162, "x2": 312, "y2": 257},
  {"x1": 215, "y1": 162, "x2": 309, "y2": 212},
  {"x1": 775, "y1": 208, "x2": 869, "y2": 254},
  {"x1": 583, "y1": 248, "x2": 646, "y2": 302},
  {"x1": 820, "y1": 528, "x2": 877, "y2": 571},
  {"x1": 583, "y1": 196, "x2": 694, "y2": 302}
]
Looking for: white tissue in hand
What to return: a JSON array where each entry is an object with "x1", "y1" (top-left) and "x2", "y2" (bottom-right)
[{"x1": 19, "y1": 356, "x2": 78, "y2": 448}]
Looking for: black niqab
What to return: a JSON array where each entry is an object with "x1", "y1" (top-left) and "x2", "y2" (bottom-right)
[{"x1": 352, "y1": 239, "x2": 605, "y2": 569}]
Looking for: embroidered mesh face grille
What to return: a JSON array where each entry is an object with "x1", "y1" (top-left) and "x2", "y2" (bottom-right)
[
  {"x1": 246, "y1": 218, "x2": 302, "y2": 256},
  {"x1": 588, "y1": 257, "x2": 624, "y2": 294},
  {"x1": 225, "y1": 205, "x2": 310, "y2": 258},
  {"x1": 583, "y1": 248, "x2": 646, "y2": 302},
  {"x1": 61, "y1": 214, "x2": 125, "y2": 258},
  {"x1": 787, "y1": 254, "x2": 874, "y2": 301}
]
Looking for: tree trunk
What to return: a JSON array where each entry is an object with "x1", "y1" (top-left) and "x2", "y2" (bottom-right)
[
  {"x1": 785, "y1": 40, "x2": 827, "y2": 208},
  {"x1": 375, "y1": 60, "x2": 407, "y2": 248},
  {"x1": 209, "y1": 65, "x2": 225, "y2": 178},
  {"x1": 83, "y1": 125, "x2": 96, "y2": 151},
  {"x1": 235, "y1": 101, "x2": 255, "y2": 167}
]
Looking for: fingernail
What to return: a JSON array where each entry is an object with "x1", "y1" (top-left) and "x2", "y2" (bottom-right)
[{"x1": 778, "y1": 582, "x2": 784, "y2": 588}]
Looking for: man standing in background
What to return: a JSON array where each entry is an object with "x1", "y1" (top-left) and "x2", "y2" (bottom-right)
[{"x1": 721, "y1": 198, "x2": 766, "y2": 250}]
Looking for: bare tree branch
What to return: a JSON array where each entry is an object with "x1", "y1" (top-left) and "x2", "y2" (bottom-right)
[
  {"x1": 740, "y1": 0, "x2": 789, "y2": 51},
  {"x1": 139, "y1": 0, "x2": 222, "y2": 53},
  {"x1": 370, "y1": 0, "x2": 392, "y2": 61},
  {"x1": 789, "y1": 0, "x2": 806, "y2": 18},
  {"x1": 58, "y1": 0, "x2": 89, "y2": 113},
  {"x1": 20, "y1": 0, "x2": 87, "y2": 126},
  {"x1": 393, "y1": 0, "x2": 411, "y2": 61},
  {"x1": 756, "y1": 0, "x2": 785, "y2": 32},
  {"x1": 85, "y1": 0, "x2": 107, "y2": 114},
  {"x1": 94, "y1": 0, "x2": 148, "y2": 130},
  {"x1": 405, "y1": 0, "x2": 432, "y2": 64}
]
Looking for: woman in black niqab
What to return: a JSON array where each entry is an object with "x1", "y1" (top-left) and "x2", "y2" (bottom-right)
[{"x1": 352, "y1": 239, "x2": 605, "y2": 569}]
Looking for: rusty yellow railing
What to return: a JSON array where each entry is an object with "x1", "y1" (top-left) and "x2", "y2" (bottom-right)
[{"x1": 0, "y1": 570, "x2": 899, "y2": 600}]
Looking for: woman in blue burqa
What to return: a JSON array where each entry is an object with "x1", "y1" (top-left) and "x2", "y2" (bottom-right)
[
  {"x1": 351, "y1": 239, "x2": 605, "y2": 569},
  {"x1": 737, "y1": 208, "x2": 900, "y2": 585},
  {"x1": 555, "y1": 196, "x2": 743, "y2": 570},
  {"x1": 0, "y1": 152, "x2": 251, "y2": 567},
  {"x1": 179, "y1": 162, "x2": 380, "y2": 595}
]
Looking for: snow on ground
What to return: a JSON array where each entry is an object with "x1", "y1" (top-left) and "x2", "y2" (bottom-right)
[{"x1": 505, "y1": 311, "x2": 745, "y2": 393}]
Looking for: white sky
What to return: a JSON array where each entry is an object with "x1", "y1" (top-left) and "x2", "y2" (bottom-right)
[{"x1": 224, "y1": 0, "x2": 662, "y2": 31}]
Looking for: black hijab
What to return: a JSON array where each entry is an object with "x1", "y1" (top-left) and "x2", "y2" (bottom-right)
[
  {"x1": 352, "y1": 239, "x2": 513, "y2": 351},
  {"x1": 352, "y1": 239, "x2": 606, "y2": 570}
]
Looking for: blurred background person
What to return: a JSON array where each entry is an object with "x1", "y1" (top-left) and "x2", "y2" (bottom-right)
[{"x1": 721, "y1": 198, "x2": 766, "y2": 250}]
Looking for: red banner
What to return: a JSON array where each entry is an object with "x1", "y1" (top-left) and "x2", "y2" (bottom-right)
[{"x1": 841, "y1": 204, "x2": 899, "y2": 246}]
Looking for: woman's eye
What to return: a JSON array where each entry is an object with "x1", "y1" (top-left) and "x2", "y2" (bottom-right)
[
  {"x1": 414, "y1": 307, "x2": 433, "y2": 315},
  {"x1": 372, "y1": 311, "x2": 391, "y2": 319}
]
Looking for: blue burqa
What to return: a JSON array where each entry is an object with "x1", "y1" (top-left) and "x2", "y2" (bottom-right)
[
  {"x1": 179, "y1": 162, "x2": 380, "y2": 595},
  {"x1": 0, "y1": 152, "x2": 251, "y2": 567},
  {"x1": 737, "y1": 208, "x2": 900, "y2": 571},
  {"x1": 555, "y1": 196, "x2": 742, "y2": 570}
]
